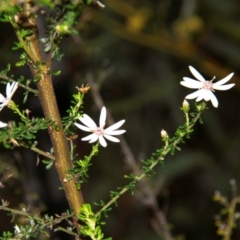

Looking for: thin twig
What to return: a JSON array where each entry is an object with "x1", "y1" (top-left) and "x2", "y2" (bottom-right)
[
  {"x1": 0, "y1": 75, "x2": 38, "y2": 95},
  {"x1": 0, "y1": 204, "x2": 74, "y2": 229},
  {"x1": 19, "y1": 142, "x2": 55, "y2": 160}
]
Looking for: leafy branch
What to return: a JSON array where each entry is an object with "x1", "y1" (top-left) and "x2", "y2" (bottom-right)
[
  {"x1": 95, "y1": 101, "x2": 206, "y2": 218},
  {"x1": 0, "y1": 199, "x2": 76, "y2": 239},
  {"x1": 0, "y1": 65, "x2": 38, "y2": 95}
]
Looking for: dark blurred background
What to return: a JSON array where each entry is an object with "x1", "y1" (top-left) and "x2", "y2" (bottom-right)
[{"x1": 1, "y1": 0, "x2": 240, "y2": 239}]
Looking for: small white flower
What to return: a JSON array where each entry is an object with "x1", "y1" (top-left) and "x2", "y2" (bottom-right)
[
  {"x1": 0, "y1": 82, "x2": 18, "y2": 111},
  {"x1": 74, "y1": 107, "x2": 126, "y2": 147},
  {"x1": 0, "y1": 121, "x2": 7, "y2": 128},
  {"x1": 180, "y1": 66, "x2": 235, "y2": 107}
]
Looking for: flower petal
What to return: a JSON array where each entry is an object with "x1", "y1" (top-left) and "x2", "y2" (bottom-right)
[
  {"x1": 213, "y1": 83, "x2": 235, "y2": 91},
  {"x1": 8, "y1": 82, "x2": 18, "y2": 98},
  {"x1": 181, "y1": 78, "x2": 203, "y2": 89},
  {"x1": 104, "y1": 120, "x2": 125, "y2": 132},
  {"x1": 0, "y1": 121, "x2": 7, "y2": 128},
  {"x1": 104, "y1": 130, "x2": 126, "y2": 135},
  {"x1": 185, "y1": 90, "x2": 202, "y2": 99},
  {"x1": 182, "y1": 77, "x2": 202, "y2": 83},
  {"x1": 213, "y1": 73, "x2": 234, "y2": 86},
  {"x1": 0, "y1": 94, "x2": 5, "y2": 103},
  {"x1": 79, "y1": 114, "x2": 97, "y2": 129},
  {"x1": 99, "y1": 136, "x2": 107, "y2": 147},
  {"x1": 6, "y1": 82, "x2": 17, "y2": 98},
  {"x1": 74, "y1": 123, "x2": 92, "y2": 132},
  {"x1": 99, "y1": 107, "x2": 106, "y2": 128},
  {"x1": 89, "y1": 134, "x2": 99, "y2": 143},
  {"x1": 6, "y1": 83, "x2": 11, "y2": 97},
  {"x1": 104, "y1": 134, "x2": 120, "y2": 142},
  {"x1": 209, "y1": 92, "x2": 218, "y2": 107},
  {"x1": 82, "y1": 133, "x2": 97, "y2": 141},
  {"x1": 189, "y1": 66, "x2": 206, "y2": 82},
  {"x1": 203, "y1": 90, "x2": 212, "y2": 101},
  {"x1": 195, "y1": 89, "x2": 205, "y2": 102}
]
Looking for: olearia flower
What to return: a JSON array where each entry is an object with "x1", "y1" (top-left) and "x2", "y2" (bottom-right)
[
  {"x1": 74, "y1": 107, "x2": 126, "y2": 147},
  {"x1": 0, "y1": 121, "x2": 7, "y2": 128},
  {"x1": 0, "y1": 82, "x2": 18, "y2": 111},
  {"x1": 180, "y1": 66, "x2": 234, "y2": 107}
]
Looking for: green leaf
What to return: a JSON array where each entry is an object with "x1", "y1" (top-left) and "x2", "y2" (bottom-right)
[
  {"x1": 15, "y1": 60, "x2": 26, "y2": 67},
  {"x1": 39, "y1": 38, "x2": 49, "y2": 43},
  {"x1": 23, "y1": 93, "x2": 28, "y2": 104},
  {"x1": 52, "y1": 70, "x2": 61, "y2": 76},
  {"x1": 33, "y1": 75, "x2": 41, "y2": 82},
  {"x1": 43, "y1": 43, "x2": 52, "y2": 53},
  {"x1": 46, "y1": 161, "x2": 54, "y2": 170},
  {"x1": 12, "y1": 41, "x2": 23, "y2": 50}
]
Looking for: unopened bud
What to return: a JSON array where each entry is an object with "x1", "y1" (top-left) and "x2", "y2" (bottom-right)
[
  {"x1": 14, "y1": 15, "x2": 19, "y2": 22},
  {"x1": 25, "y1": 109, "x2": 31, "y2": 117},
  {"x1": 182, "y1": 99, "x2": 190, "y2": 112},
  {"x1": 161, "y1": 129, "x2": 168, "y2": 141}
]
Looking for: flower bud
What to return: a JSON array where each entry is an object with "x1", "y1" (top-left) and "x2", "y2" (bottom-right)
[
  {"x1": 182, "y1": 99, "x2": 190, "y2": 112},
  {"x1": 161, "y1": 129, "x2": 168, "y2": 141}
]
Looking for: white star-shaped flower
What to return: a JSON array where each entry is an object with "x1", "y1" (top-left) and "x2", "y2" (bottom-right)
[
  {"x1": 180, "y1": 66, "x2": 235, "y2": 107},
  {"x1": 74, "y1": 107, "x2": 126, "y2": 147},
  {"x1": 0, "y1": 82, "x2": 18, "y2": 111},
  {"x1": 0, "y1": 121, "x2": 7, "y2": 128}
]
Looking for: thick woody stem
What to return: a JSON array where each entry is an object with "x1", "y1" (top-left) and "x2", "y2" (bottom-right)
[{"x1": 12, "y1": 1, "x2": 84, "y2": 223}]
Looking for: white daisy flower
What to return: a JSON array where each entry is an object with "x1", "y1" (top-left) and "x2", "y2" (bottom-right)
[
  {"x1": 0, "y1": 82, "x2": 18, "y2": 111},
  {"x1": 74, "y1": 107, "x2": 126, "y2": 147},
  {"x1": 180, "y1": 66, "x2": 235, "y2": 107},
  {"x1": 0, "y1": 121, "x2": 7, "y2": 128}
]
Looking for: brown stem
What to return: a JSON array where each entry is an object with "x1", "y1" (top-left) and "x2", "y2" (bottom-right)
[{"x1": 12, "y1": 2, "x2": 84, "y2": 223}]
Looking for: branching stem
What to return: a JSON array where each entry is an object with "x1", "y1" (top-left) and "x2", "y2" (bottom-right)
[
  {"x1": 11, "y1": 1, "x2": 84, "y2": 226},
  {"x1": 19, "y1": 142, "x2": 55, "y2": 160}
]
